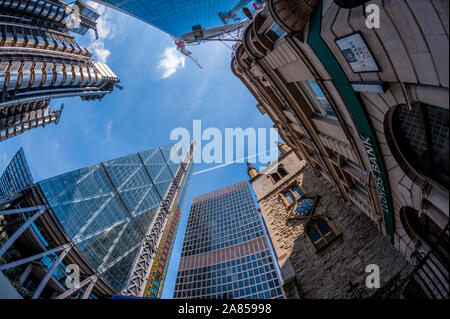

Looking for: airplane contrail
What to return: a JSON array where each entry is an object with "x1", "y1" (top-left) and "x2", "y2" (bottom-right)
[{"x1": 192, "y1": 147, "x2": 278, "y2": 176}]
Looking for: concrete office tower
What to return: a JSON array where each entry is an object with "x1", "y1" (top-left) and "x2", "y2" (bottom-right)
[
  {"x1": 232, "y1": 1, "x2": 448, "y2": 298},
  {"x1": 174, "y1": 181, "x2": 284, "y2": 299},
  {"x1": 0, "y1": 0, "x2": 119, "y2": 142},
  {"x1": 0, "y1": 142, "x2": 194, "y2": 299}
]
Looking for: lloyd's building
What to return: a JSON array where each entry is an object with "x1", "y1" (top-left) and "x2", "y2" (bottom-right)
[
  {"x1": 0, "y1": 0, "x2": 120, "y2": 142},
  {"x1": 0, "y1": 142, "x2": 194, "y2": 299}
]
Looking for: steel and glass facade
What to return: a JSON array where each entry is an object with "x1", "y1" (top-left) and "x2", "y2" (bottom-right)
[
  {"x1": 0, "y1": 0, "x2": 119, "y2": 142},
  {"x1": 92, "y1": 0, "x2": 253, "y2": 37},
  {"x1": 37, "y1": 142, "x2": 193, "y2": 295},
  {"x1": 174, "y1": 181, "x2": 284, "y2": 299},
  {"x1": 0, "y1": 147, "x2": 33, "y2": 196},
  {"x1": 143, "y1": 155, "x2": 194, "y2": 298}
]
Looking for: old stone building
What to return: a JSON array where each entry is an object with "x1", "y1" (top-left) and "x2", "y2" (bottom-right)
[
  {"x1": 233, "y1": 0, "x2": 449, "y2": 298},
  {"x1": 249, "y1": 143, "x2": 410, "y2": 298}
]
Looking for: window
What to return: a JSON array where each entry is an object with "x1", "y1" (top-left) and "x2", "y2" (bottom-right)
[
  {"x1": 292, "y1": 185, "x2": 304, "y2": 198},
  {"x1": 400, "y1": 206, "x2": 449, "y2": 266},
  {"x1": 271, "y1": 173, "x2": 281, "y2": 183},
  {"x1": 388, "y1": 103, "x2": 449, "y2": 189},
  {"x1": 354, "y1": 181, "x2": 369, "y2": 196},
  {"x1": 280, "y1": 183, "x2": 305, "y2": 207},
  {"x1": 284, "y1": 191, "x2": 295, "y2": 204},
  {"x1": 346, "y1": 159, "x2": 363, "y2": 172},
  {"x1": 269, "y1": 166, "x2": 288, "y2": 183},
  {"x1": 299, "y1": 80, "x2": 337, "y2": 119},
  {"x1": 265, "y1": 22, "x2": 286, "y2": 42},
  {"x1": 306, "y1": 217, "x2": 340, "y2": 251}
]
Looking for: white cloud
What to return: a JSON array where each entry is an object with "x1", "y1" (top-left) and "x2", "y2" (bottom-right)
[
  {"x1": 89, "y1": 41, "x2": 110, "y2": 63},
  {"x1": 106, "y1": 120, "x2": 113, "y2": 142},
  {"x1": 157, "y1": 47, "x2": 186, "y2": 79},
  {"x1": 86, "y1": 2, "x2": 115, "y2": 63}
]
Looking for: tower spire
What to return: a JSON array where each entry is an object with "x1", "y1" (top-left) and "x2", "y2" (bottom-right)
[
  {"x1": 247, "y1": 162, "x2": 259, "y2": 179},
  {"x1": 276, "y1": 142, "x2": 291, "y2": 154}
]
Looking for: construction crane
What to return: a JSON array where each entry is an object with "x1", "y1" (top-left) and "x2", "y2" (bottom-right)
[
  {"x1": 173, "y1": 37, "x2": 203, "y2": 70},
  {"x1": 172, "y1": 1, "x2": 266, "y2": 69}
]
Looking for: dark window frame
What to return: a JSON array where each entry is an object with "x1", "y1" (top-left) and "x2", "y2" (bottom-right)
[{"x1": 305, "y1": 217, "x2": 341, "y2": 252}]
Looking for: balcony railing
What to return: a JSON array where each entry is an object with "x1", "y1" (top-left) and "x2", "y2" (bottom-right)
[{"x1": 372, "y1": 222, "x2": 449, "y2": 299}]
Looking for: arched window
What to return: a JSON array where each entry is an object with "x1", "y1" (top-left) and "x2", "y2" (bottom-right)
[
  {"x1": 387, "y1": 103, "x2": 449, "y2": 189},
  {"x1": 305, "y1": 217, "x2": 341, "y2": 252},
  {"x1": 399, "y1": 207, "x2": 449, "y2": 299},
  {"x1": 400, "y1": 207, "x2": 449, "y2": 266}
]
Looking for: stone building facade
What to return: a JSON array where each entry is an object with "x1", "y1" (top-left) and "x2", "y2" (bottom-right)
[
  {"x1": 233, "y1": 0, "x2": 448, "y2": 298},
  {"x1": 248, "y1": 143, "x2": 410, "y2": 298}
]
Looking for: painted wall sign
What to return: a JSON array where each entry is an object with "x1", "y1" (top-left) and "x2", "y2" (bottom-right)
[{"x1": 335, "y1": 32, "x2": 380, "y2": 73}]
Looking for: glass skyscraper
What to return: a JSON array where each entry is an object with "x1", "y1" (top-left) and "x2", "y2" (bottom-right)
[
  {"x1": 0, "y1": 148, "x2": 34, "y2": 197},
  {"x1": 174, "y1": 181, "x2": 284, "y2": 299},
  {"x1": 92, "y1": 0, "x2": 253, "y2": 37},
  {"x1": 0, "y1": 142, "x2": 195, "y2": 298}
]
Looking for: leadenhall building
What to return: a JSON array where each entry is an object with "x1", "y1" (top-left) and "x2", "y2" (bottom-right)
[{"x1": 232, "y1": 0, "x2": 448, "y2": 298}]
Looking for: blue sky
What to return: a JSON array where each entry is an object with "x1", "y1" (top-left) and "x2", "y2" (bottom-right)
[{"x1": 0, "y1": 2, "x2": 281, "y2": 298}]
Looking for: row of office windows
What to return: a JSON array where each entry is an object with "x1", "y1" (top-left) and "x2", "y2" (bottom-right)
[
  {"x1": 185, "y1": 216, "x2": 261, "y2": 241},
  {"x1": 177, "y1": 250, "x2": 272, "y2": 277},
  {"x1": 174, "y1": 250, "x2": 282, "y2": 299},
  {"x1": 187, "y1": 204, "x2": 255, "y2": 230},
  {"x1": 174, "y1": 281, "x2": 283, "y2": 299},
  {"x1": 181, "y1": 229, "x2": 264, "y2": 256},
  {"x1": 177, "y1": 257, "x2": 276, "y2": 284},
  {"x1": 176, "y1": 266, "x2": 279, "y2": 291},
  {"x1": 182, "y1": 187, "x2": 263, "y2": 256}
]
